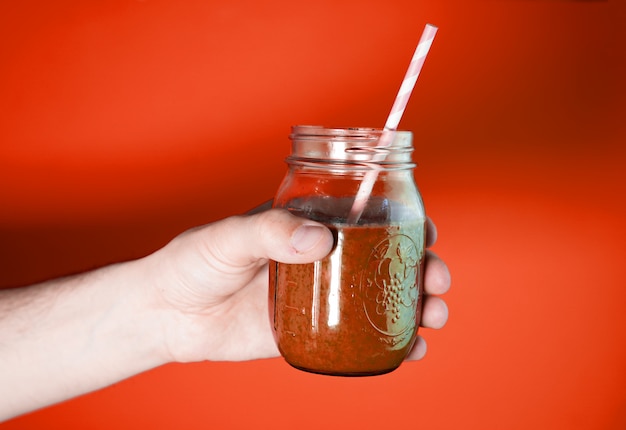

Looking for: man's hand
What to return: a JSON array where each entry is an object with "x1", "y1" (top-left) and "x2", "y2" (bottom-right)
[{"x1": 144, "y1": 208, "x2": 450, "y2": 363}]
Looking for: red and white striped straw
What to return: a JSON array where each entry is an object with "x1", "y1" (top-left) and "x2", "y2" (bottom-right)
[{"x1": 347, "y1": 23, "x2": 438, "y2": 223}]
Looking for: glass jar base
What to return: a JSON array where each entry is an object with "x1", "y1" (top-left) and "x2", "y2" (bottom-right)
[{"x1": 287, "y1": 362, "x2": 400, "y2": 377}]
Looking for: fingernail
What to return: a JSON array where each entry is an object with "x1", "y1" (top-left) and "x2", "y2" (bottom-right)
[{"x1": 291, "y1": 224, "x2": 325, "y2": 253}]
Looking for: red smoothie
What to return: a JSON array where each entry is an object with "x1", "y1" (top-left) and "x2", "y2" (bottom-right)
[{"x1": 269, "y1": 221, "x2": 425, "y2": 376}]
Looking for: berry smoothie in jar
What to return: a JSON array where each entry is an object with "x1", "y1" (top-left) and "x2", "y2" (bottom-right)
[{"x1": 269, "y1": 126, "x2": 426, "y2": 376}]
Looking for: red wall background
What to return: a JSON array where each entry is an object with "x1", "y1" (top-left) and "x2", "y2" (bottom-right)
[{"x1": 1, "y1": 0, "x2": 625, "y2": 428}]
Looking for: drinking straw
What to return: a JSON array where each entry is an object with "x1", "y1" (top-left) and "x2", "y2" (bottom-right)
[{"x1": 347, "y1": 23, "x2": 438, "y2": 223}]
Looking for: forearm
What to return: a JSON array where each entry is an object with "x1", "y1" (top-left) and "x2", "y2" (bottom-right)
[{"x1": 0, "y1": 259, "x2": 167, "y2": 422}]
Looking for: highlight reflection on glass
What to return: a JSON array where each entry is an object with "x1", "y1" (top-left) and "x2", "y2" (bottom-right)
[{"x1": 327, "y1": 232, "x2": 343, "y2": 328}]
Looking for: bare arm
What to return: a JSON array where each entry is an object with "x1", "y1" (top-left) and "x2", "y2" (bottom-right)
[{"x1": 0, "y1": 260, "x2": 166, "y2": 420}]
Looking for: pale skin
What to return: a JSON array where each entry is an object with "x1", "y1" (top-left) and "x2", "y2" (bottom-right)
[{"x1": 0, "y1": 206, "x2": 451, "y2": 422}]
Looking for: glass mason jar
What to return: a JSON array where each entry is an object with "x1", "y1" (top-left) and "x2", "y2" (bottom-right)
[{"x1": 269, "y1": 125, "x2": 426, "y2": 376}]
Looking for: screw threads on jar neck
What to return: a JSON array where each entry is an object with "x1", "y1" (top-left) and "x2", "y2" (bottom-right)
[{"x1": 287, "y1": 125, "x2": 415, "y2": 170}]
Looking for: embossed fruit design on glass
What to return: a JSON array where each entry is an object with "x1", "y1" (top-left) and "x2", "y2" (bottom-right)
[{"x1": 269, "y1": 126, "x2": 426, "y2": 376}]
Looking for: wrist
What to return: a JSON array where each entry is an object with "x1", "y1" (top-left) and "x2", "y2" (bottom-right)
[{"x1": 111, "y1": 256, "x2": 175, "y2": 368}]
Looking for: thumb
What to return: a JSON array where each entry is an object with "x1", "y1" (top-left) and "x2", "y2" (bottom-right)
[{"x1": 210, "y1": 209, "x2": 334, "y2": 266}]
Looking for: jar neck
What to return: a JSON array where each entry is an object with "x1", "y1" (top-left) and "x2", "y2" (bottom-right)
[{"x1": 287, "y1": 125, "x2": 415, "y2": 171}]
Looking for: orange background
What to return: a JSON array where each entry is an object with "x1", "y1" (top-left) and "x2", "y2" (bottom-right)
[{"x1": 1, "y1": 0, "x2": 625, "y2": 428}]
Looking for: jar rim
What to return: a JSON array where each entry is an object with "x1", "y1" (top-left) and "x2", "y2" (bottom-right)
[{"x1": 287, "y1": 125, "x2": 415, "y2": 169}]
